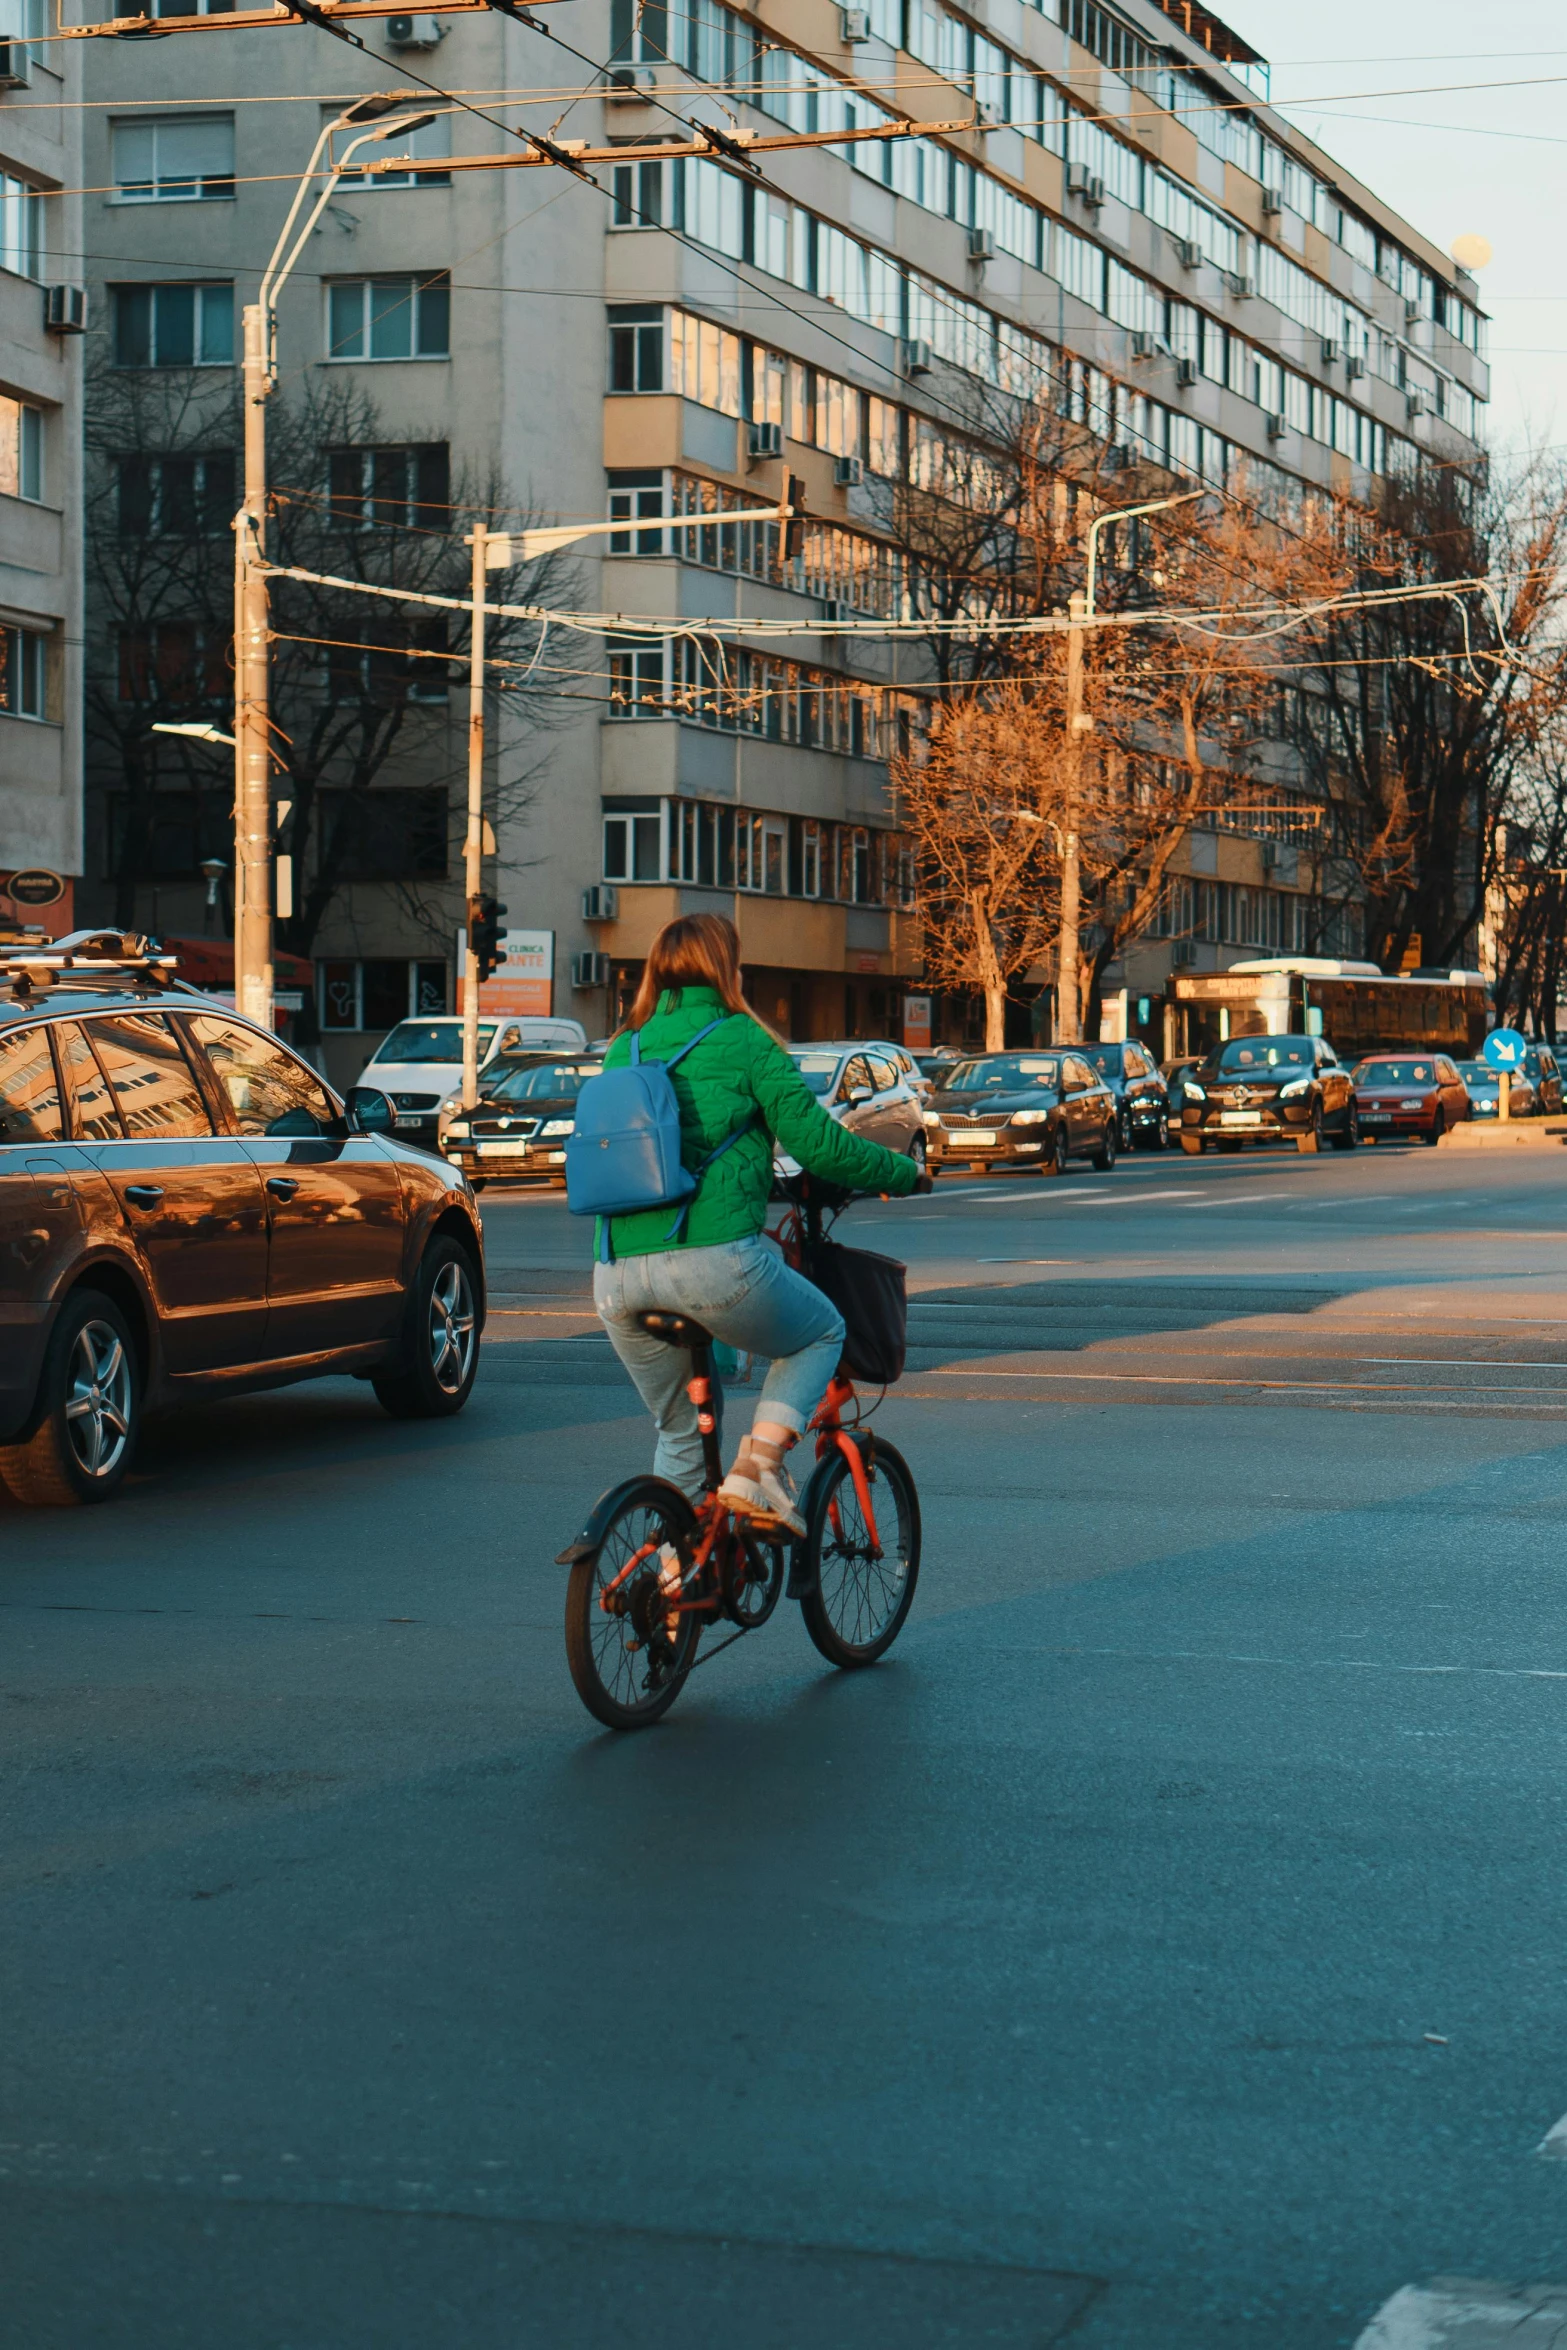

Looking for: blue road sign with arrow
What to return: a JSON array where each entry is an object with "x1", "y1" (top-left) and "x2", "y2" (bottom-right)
[{"x1": 1482, "y1": 1027, "x2": 1528, "y2": 1071}]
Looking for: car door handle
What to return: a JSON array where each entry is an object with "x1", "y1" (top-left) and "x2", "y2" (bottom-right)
[
  {"x1": 266, "y1": 1175, "x2": 299, "y2": 1200},
  {"x1": 123, "y1": 1184, "x2": 164, "y2": 1208}
]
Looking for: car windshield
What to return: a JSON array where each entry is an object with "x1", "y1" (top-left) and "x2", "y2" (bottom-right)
[
  {"x1": 1353, "y1": 1059, "x2": 1438, "y2": 1085},
  {"x1": 790, "y1": 1052, "x2": 843, "y2": 1096},
  {"x1": 1456, "y1": 1061, "x2": 1496, "y2": 1083},
  {"x1": 488, "y1": 1060, "x2": 602, "y2": 1102},
  {"x1": 1212, "y1": 1038, "x2": 1313, "y2": 1074},
  {"x1": 944, "y1": 1055, "x2": 1061, "y2": 1091},
  {"x1": 1080, "y1": 1048, "x2": 1122, "y2": 1077},
  {"x1": 371, "y1": 1021, "x2": 497, "y2": 1065}
]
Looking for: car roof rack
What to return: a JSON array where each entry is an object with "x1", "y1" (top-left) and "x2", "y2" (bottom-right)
[{"x1": 1, "y1": 929, "x2": 181, "y2": 996}]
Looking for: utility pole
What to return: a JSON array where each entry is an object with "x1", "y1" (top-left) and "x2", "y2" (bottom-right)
[
  {"x1": 233, "y1": 299, "x2": 273, "y2": 1031},
  {"x1": 1057, "y1": 589, "x2": 1086, "y2": 1045},
  {"x1": 461, "y1": 523, "x2": 489, "y2": 1110}
]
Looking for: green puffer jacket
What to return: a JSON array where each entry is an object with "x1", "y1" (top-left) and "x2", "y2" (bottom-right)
[{"x1": 596, "y1": 986, "x2": 921, "y2": 1259}]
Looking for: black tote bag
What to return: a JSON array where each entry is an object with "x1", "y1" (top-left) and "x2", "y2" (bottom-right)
[{"x1": 802, "y1": 1238, "x2": 908, "y2": 1386}]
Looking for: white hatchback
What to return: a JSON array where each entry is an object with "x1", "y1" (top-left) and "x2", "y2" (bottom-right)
[{"x1": 359, "y1": 1014, "x2": 589, "y2": 1148}]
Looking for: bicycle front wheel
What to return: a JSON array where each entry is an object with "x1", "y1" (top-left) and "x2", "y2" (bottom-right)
[
  {"x1": 798, "y1": 1438, "x2": 920, "y2": 1668},
  {"x1": 565, "y1": 1478, "x2": 702, "y2": 1731}
]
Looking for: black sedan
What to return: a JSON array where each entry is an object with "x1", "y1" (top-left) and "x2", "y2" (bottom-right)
[
  {"x1": 438, "y1": 1053, "x2": 602, "y2": 1189},
  {"x1": 924, "y1": 1050, "x2": 1119, "y2": 1177},
  {"x1": 1177, "y1": 1033, "x2": 1358, "y2": 1153},
  {"x1": 1080, "y1": 1041, "x2": 1172, "y2": 1151}
]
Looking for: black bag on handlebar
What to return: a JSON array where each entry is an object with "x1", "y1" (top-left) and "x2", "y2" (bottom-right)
[{"x1": 802, "y1": 1238, "x2": 907, "y2": 1386}]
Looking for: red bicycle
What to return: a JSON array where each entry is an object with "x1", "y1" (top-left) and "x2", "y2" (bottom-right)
[{"x1": 559, "y1": 1176, "x2": 921, "y2": 1731}]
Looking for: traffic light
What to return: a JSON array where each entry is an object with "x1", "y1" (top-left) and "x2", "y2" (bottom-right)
[
  {"x1": 469, "y1": 895, "x2": 507, "y2": 985},
  {"x1": 783, "y1": 474, "x2": 808, "y2": 563}
]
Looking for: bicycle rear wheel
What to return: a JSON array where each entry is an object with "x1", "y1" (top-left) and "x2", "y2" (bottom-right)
[
  {"x1": 565, "y1": 1478, "x2": 702, "y2": 1730},
  {"x1": 798, "y1": 1438, "x2": 920, "y2": 1668}
]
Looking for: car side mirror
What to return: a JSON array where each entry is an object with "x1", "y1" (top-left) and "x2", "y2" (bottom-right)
[
  {"x1": 347, "y1": 1086, "x2": 394, "y2": 1136},
  {"x1": 847, "y1": 1084, "x2": 873, "y2": 1105}
]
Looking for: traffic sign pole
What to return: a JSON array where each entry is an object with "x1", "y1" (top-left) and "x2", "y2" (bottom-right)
[{"x1": 1500, "y1": 1071, "x2": 1510, "y2": 1124}]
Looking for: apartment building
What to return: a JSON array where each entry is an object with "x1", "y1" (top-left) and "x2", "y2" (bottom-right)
[
  {"x1": 78, "y1": 0, "x2": 1487, "y2": 1076},
  {"x1": 1, "y1": 0, "x2": 84, "y2": 935}
]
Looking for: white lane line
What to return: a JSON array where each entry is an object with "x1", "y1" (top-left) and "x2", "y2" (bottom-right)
[
  {"x1": 924, "y1": 1366, "x2": 1567, "y2": 1395},
  {"x1": 1058, "y1": 1188, "x2": 1192, "y2": 1207},
  {"x1": 1354, "y1": 2279, "x2": 1567, "y2": 2345},
  {"x1": 1178, "y1": 1189, "x2": 1298, "y2": 1207},
  {"x1": 976, "y1": 1257, "x2": 1077, "y2": 1265},
  {"x1": 1021, "y1": 1644, "x2": 1567, "y2": 1684},
  {"x1": 1537, "y1": 2111, "x2": 1567, "y2": 2158}
]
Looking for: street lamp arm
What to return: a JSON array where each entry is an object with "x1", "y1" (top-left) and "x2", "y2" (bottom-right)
[
  {"x1": 484, "y1": 504, "x2": 791, "y2": 566},
  {"x1": 1084, "y1": 487, "x2": 1205, "y2": 622},
  {"x1": 259, "y1": 110, "x2": 439, "y2": 344}
]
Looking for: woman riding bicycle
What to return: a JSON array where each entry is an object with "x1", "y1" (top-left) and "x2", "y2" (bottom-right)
[{"x1": 593, "y1": 913, "x2": 923, "y2": 1537}]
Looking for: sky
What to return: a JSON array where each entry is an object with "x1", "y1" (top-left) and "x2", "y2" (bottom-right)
[{"x1": 1226, "y1": 0, "x2": 1567, "y2": 458}]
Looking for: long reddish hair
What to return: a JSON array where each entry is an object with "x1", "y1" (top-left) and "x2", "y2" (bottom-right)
[{"x1": 623, "y1": 913, "x2": 770, "y2": 1035}]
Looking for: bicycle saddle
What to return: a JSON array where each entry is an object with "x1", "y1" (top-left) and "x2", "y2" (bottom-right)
[{"x1": 637, "y1": 1310, "x2": 712, "y2": 1349}]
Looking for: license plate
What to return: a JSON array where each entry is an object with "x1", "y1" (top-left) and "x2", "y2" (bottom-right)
[
  {"x1": 1220, "y1": 1111, "x2": 1262, "y2": 1127},
  {"x1": 960, "y1": 1131, "x2": 998, "y2": 1145},
  {"x1": 394, "y1": 1113, "x2": 429, "y2": 1129},
  {"x1": 476, "y1": 1140, "x2": 530, "y2": 1158},
  {"x1": 1361, "y1": 1112, "x2": 1393, "y2": 1124}
]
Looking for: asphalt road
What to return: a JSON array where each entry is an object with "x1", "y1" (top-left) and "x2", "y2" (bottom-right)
[{"x1": 7, "y1": 1135, "x2": 1567, "y2": 2347}]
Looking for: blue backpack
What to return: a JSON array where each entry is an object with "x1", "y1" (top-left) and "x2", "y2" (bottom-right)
[{"x1": 565, "y1": 1016, "x2": 756, "y2": 1258}]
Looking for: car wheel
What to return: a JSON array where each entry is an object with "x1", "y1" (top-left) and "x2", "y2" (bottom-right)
[
  {"x1": 1425, "y1": 1113, "x2": 1445, "y2": 1145},
  {"x1": 907, "y1": 1132, "x2": 928, "y2": 1174},
  {"x1": 1042, "y1": 1123, "x2": 1070, "y2": 1178},
  {"x1": 372, "y1": 1235, "x2": 481, "y2": 1420},
  {"x1": 0, "y1": 1289, "x2": 140, "y2": 1507},
  {"x1": 1149, "y1": 1113, "x2": 1169, "y2": 1152},
  {"x1": 1091, "y1": 1116, "x2": 1117, "y2": 1172},
  {"x1": 1118, "y1": 1107, "x2": 1134, "y2": 1153},
  {"x1": 1297, "y1": 1103, "x2": 1324, "y2": 1154},
  {"x1": 1329, "y1": 1104, "x2": 1360, "y2": 1151}
]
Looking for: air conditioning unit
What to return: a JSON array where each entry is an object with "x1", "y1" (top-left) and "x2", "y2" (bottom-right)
[
  {"x1": 1261, "y1": 187, "x2": 1284, "y2": 217},
  {"x1": 901, "y1": 338, "x2": 933, "y2": 378},
  {"x1": 1066, "y1": 164, "x2": 1105, "y2": 208},
  {"x1": 834, "y1": 454, "x2": 863, "y2": 487},
  {"x1": 1404, "y1": 295, "x2": 1421, "y2": 324},
  {"x1": 571, "y1": 951, "x2": 612, "y2": 990},
  {"x1": 841, "y1": 5, "x2": 872, "y2": 39},
  {"x1": 385, "y1": 12, "x2": 448, "y2": 47},
  {"x1": 43, "y1": 283, "x2": 86, "y2": 335},
  {"x1": 1320, "y1": 336, "x2": 1340, "y2": 366},
  {"x1": 0, "y1": 40, "x2": 31, "y2": 87},
  {"x1": 748, "y1": 419, "x2": 783, "y2": 459},
  {"x1": 1227, "y1": 271, "x2": 1255, "y2": 300},
  {"x1": 581, "y1": 885, "x2": 619, "y2": 922},
  {"x1": 604, "y1": 65, "x2": 655, "y2": 101},
  {"x1": 1175, "y1": 356, "x2": 1197, "y2": 388},
  {"x1": 967, "y1": 226, "x2": 996, "y2": 264},
  {"x1": 1264, "y1": 410, "x2": 1287, "y2": 439},
  {"x1": 1173, "y1": 237, "x2": 1201, "y2": 270},
  {"x1": 1345, "y1": 353, "x2": 1366, "y2": 381},
  {"x1": 1406, "y1": 388, "x2": 1429, "y2": 419}
]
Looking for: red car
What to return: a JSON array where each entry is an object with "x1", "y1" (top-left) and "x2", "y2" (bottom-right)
[{"x1": 1351, "y1": 1053, "x2": 1471, "y2": 1144}]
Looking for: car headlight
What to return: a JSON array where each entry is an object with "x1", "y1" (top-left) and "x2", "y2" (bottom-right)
[
  {"x1": 446, "y1": 1120, "x2": 471, "y2": 1139},
  {"x1": 1010, "y1": 1108, "x2": 1050, "y2": 1126},
  {"x1": 541, "y1": 1118, "x2": 574, "y2": 1137},
  {"x1": 1278, "y1": 1078, "x2": 1310, "y2": 1099},
  {"x1": 1182, "y1": 1081, "x2": 1206, "y2": 1101},
  {"x1": 921, "y1": 1109, "x2": 943, "y2": 1126}
]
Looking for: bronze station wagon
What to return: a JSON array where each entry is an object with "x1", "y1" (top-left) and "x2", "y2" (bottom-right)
[{"x1": 0, "y1": 931, "x2": 486, "y2": 1506}]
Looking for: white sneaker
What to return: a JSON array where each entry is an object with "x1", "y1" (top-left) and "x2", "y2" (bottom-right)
[{"x1": 718, "y1": 1462, "x2": 806, "y2": 1539}]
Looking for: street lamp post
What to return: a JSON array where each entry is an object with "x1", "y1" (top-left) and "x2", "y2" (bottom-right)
[
  {"x1": 233, "y1": 94, "x2": 435, "y2": 1036},
  {"x1": 1056, "y1": 487, "x2": 1207, "y2": 1043}
]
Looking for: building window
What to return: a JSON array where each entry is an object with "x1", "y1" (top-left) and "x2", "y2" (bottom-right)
[
  {"x1": 111, "y1": 281, "x2": 234, "y2": 368},
  {"x1": 607, "y1": 305, "x2": 665, "y2": 393},
  {"x1": 602, "y1": 811, "x2": 664, "y2": 882},
  {"x1": 0, "y1": 174, "x2": 43, "y2": 280},
  {"x1": 147, "y1": 0, "x2": 237, "y2": 14},
  {"x1": 0, "y1": 397, "x2": 42, "y2": 502},
  {"x1": 326, "y1": 273, "x2": 450, "y2": 361},
  {"x1": 611, "y1": 157, "x2": 665, "y2": 227},
  {"x1": 0, "y1": 627, "x2": 46, "y2": 721},
  {"x1": 106, "y1": 789, "x2": 231, "y2": 879},
  {"x1": 317, "y1": 789, "x2": 448, "y2": 880},
  {"x1": 319, "y1": 958, "x2": 448, "y2": 1031},
  {"x1": 669, "y1": 309, "x2": 743, "y2": 415},
  {"x1": 607, "y1": 468, "x2": 665, "y2": 554},
  {"x1": 111, "y1": 114, "x2": 235, "y2": 203},
  {"x1": 607, "y1": 636, "x2": 668, "y2": 713},
  {"x1": 322, "y1": 106, "x2": 450, "y2": 187},
  {"x1": 326, "y1": 620, "x2": 448, "y2": 705},
  {"x1": 117, "y1": 450, "x2": 234, "y2": 536},
  {"x1": 327, "y1": 443, "x2": 449, "y2": 528},
  {"x1": 116, "y1": 622, "x2": 230, "y2": 707}
]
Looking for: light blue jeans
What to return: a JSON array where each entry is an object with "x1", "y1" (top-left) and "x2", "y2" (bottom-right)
[{"x1": 594, "y1": 1237, "x2": 845, "y2": 1502}]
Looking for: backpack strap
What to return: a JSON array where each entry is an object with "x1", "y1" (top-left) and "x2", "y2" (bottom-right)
[
  {"x1": 659, "y1": 1014, "x2": 735, "y2": 1071},
  {"x1": 661, "y1": 1110, "x2": 759, "y2": 1243}
]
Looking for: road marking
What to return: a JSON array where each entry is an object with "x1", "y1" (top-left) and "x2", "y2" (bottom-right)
[
  {"x1": 1537, "y1": 2111, "x2": 1567, "y2": 2158},
  {"x1": 1179, "y1": 1189, "x2": 1297, "y2": 1206},
  {"x1": 976, "y1": 1257, "x2": 1077, "y2": 1264},
  {"x1": 1353, "y1": 2279, "x2": 1567, "y2": 2346},
  {"x1": 925, "y1": 1366, "x2": 1567, "y2": 1395},
  {"x1": 1029, "y1": 1645, "x2": 1567, "y2": 1685},
  {"x1": 1058, "y1": 1188, "x2": 1192, "y2": 1206}
]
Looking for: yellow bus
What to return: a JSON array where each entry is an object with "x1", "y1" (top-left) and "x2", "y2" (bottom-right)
[{"x1": 1169, "y1": 959, "x2": 1492, "y2": 1062}]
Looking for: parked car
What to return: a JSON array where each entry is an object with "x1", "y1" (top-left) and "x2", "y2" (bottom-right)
[
  {"x1": 1352, "y1": 1053, "x2": 1471, "y2": 1144},
  {"x1": 912, "y1": 1048, "x2": 965, "y2": 1087},
  {"x1": 1178, "y1": 1033, "x2": 1357, "y2": 1153},
  {"x1": 0, "y1": 932, "x2": 486, "y2": 1507},
  {"x1": 359, "y1": 1013, "x2": 589, "y2": 1149},
  {"x1": 439, "y1": 1052, "x2": 603, "y2": 1187},
  {"x1": 1522, "y1": 1045, "x2": 1563, "y2": 1114},
  {"x1": 1079, "y1": 1041, "x2": 1171, "y2": 1151},
  {"x1": 1455, "y1": 1059, "x2": 1539, "y2": 1121},
  {"x1": 923, "y1": 1050, "x2": 1118, "y2": 1176},
  {"x1": 780, "y1": 1043, "x2": 926, "y2": 1171}
]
